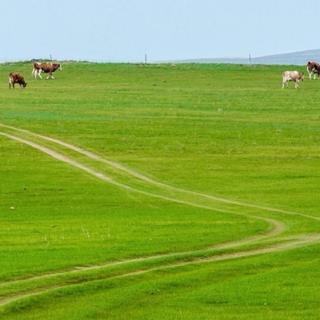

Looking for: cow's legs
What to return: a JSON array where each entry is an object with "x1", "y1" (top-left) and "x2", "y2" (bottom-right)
[
  {"x1": 33, "y1": 70, "x2": 37, "y2": 79},
  {"x1": 38, "y1": 70, "x2": 43, "y2": 79},
  {"x1": 46, "y1": 72, "x2": 55, "y2": 80},
  {"x1": 282, "y1": 80, "x2": 287, "y2": 89},
  {"x1": 32, "y1": 69, "x2": 37, "y2": 79},
  {"x1": 295, "y1": 80, "x2": 299, "y2": 89}
]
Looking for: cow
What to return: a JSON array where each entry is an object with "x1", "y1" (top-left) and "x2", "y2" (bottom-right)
[
  {"x1": 9, "y1": 73, "x2": 27, "y2": 89},
  {"x1": 307, "y1": 61, "x2": 320, "y2": 80},
  {"x1": 32, "y1": 62, "x2": 62, "y2": 80},
  {"x1": 32, "y1": 62, "x2": 42, "y2": 79},
  {"x1": 282, "y1": 71, "x2": 304, "y2": 89}
]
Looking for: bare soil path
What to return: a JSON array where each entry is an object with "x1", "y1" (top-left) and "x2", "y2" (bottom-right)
[{"x1": 1, "y1": 124, "x2": 319, "y2": 310}]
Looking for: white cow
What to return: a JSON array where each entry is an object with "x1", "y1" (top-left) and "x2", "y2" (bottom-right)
[{"x1": 282, "y1": 71, "x2": 304, "y2": 89}]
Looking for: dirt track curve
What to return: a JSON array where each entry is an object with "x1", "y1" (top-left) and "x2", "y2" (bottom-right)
[{"x1": 0, "y1": 123, "x2": 319, "y2": 310}]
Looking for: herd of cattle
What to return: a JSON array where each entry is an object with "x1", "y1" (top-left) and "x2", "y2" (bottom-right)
[
  {"x1": 7, "y1": 60, "x2": 320, "y2": 89},
  {"x1": 281, "y1": 61, "x2": 320, "y2": 88},
  {"x1": 8, "y1": 62, "x2": 62, "y2": 89}
]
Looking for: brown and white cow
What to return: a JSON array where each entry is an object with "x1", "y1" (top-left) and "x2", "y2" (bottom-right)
[
  {"x1": 32, "y1": 62, "x2": 62, "y2": 79},
  {"x1": 307, "y1": 61, "x2": 320, "y2": 80},
  {"x1": 9, "y1": 73, "x2": 27, "y2": 89},
  {"x1": 282, "y1": 71, "x2": 304, "y2": 89}
]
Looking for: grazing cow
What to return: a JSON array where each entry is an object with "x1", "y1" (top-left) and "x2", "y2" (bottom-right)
[
  {"x1": 32, "y1": 62, "x2": 62, "y2": 79},
  {"x1": 9, "y1": 73, "x2": 27, "y2": 89},
  {"x1": 307, "y1": 61, "x2": 320, "y2": 80},
  {"x1": 282, "y1": 71, "x2": 304, "y2": 89}
]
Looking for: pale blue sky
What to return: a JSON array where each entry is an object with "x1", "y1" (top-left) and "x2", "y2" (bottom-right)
[{"x1": 0, "y1": 0, "x2": 319, "y2": 62}]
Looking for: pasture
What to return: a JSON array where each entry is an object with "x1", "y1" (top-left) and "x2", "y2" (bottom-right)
[{"x1": 0, "y1": 62, "x2": 319, "y2": 319}]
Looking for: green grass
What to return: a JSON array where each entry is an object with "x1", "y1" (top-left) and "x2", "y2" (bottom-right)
[{"x1": 0, "y1": 62, "x2": 319, "y2": 319}]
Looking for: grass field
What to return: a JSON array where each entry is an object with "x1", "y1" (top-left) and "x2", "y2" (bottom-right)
[{"x1": 0, "y1": 62, "x2": 319, "y2": 319}]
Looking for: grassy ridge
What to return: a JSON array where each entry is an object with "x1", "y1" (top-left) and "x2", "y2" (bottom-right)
[{"x1": 0, "y1": 63, "x2": 319, "y2": 319}]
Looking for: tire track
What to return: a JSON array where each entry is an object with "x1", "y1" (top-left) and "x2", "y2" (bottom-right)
[
  {"x1": 0, "y1": 132, "x2": 281, "y2": 226},
  {"x1": 0, "y1": 216, "x2": 283, "y2": 290},
  {"x1": 1, "y1": 123, "x2": 319, "y2": 222},
  {"x1": 1, "y1": 233, "x2": 319, "y2": 309},
  {"x1": 0, "y1": 130, "x2": 284, "y2": 289},
  {"x1": 1, "y1": 125, "x2": 319, "y2": 311}
]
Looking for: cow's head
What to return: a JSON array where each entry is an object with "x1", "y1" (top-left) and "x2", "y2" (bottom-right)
[
  {"x1": 300, "y1": 72, "x2": 304, "y2": 81},
  {"x1": 23, "y1": 82, "x2": 27, "y2": 88},
  {"x1": 52, "y1": 63, "x2": 62, "y2": 71}
]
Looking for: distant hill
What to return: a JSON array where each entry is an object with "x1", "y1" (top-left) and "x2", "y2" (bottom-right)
[{"x1": 170, "y1": 49, "x2": 320, "y2": 65}]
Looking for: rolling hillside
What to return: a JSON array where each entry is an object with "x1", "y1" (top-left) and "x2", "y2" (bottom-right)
[{"x1": 170, "y1": 49, "x2": 320, "y2": 65}]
